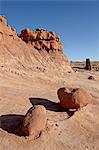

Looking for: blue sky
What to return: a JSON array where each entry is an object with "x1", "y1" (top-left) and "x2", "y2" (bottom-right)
[{"x1": 0, "y1": 0, "x2": 99, "y2": 61}]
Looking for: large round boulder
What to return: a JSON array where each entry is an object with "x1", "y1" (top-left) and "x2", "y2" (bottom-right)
[
  {"x1": 22, "y1": 105, "x2": 47, "y2": 138},
  {"x1": 57, "y1": 87, "x2": 92, "y2": 109}
]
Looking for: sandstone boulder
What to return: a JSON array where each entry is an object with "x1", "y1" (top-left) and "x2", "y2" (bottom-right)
[
  {"x1": 36, "y1": 29, "x2": 48, "y2": 40},
  {"x1": 19, "y1": 29, "x2": 37, "y2": 42},
  {"x1": 57, "y1": 87, "x2": 92, "y2": 109},
  {"x1": 22, "y1": 105, "x2": 47, "y2": 138}
]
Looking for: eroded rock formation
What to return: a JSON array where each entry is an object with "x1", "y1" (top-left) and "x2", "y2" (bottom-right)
[
  {"x1": 19, "y1": 28, "x2": 63, "y2": 52},
  {"x1": 57, "y1": 87, "x2": 92, "y2": 109},
  {"x1": 0, "y1": 16, "x2": 16, "y2": 38},
  {"x1": 85, "y1": 58, "x2": 91, "y2": 70},
  {"x1": 0, "y1": 15, "x2": 73, "y2": 76}
]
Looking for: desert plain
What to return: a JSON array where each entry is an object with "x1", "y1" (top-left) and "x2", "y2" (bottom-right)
[{"x1": 0, "y1": 16, "x2": 99, "y2": 150}]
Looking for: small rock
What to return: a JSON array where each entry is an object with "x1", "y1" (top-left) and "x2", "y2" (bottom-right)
[
  {"x1": 55, "y1": 123, "x2": 59, "y2": 127},
  {"x1": 88, "y1": 76, "x2": 95, "y2": 80},
  {"x1": 22, "y1": 105, "x2": 47, "y2": 139}
]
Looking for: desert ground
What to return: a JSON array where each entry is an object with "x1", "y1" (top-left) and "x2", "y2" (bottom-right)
[
  {"x1": 0, "y1": 16, "x2": 99, "y2": 150},
  {"x1": 0, "y1": 63, "x2": 99, "y2": 150}
]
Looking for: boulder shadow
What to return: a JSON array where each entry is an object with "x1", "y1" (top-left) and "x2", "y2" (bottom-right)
[
  {"x1": 29, "y1": 97, "x2": 77, "y2": 117},
  {"x1": 0, "y1": 98, "x2": 76, "y2": 136},
  {"x1": 29, "y1": 97, "x2": 66, "y2": 112},
  {"x1": 66, "y1": 110, "x2": 76, "y2": 118},
  {"x1": 0, "y1": 114, "x2": 25, "y2": 136}
]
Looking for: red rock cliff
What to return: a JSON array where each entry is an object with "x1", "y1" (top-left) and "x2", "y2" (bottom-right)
[{"x1": 0, "y1": 16, "x2": 73, "y2": 77}]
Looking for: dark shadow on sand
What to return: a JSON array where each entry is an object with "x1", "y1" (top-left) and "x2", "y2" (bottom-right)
[
  {"x1": 29, "y1": 97, "x2": 66, "y2": 112},
  {"x1": 29, "y1": 97, "x2": 76, "y2": 117},
  {"x1": 0, "y1": 114, "x2": 25, "y2": 136},
  {"x1": 72, "y1": 66, "x2": 85, "y2": 69},
  {"x1": 0, "y1": 98, "x2": 77, "y2": 136}
]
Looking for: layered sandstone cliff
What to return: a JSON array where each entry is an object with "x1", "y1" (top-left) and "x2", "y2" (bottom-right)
[{"x1": 0, "y1": 16, "x2": 72, "y2": 77}]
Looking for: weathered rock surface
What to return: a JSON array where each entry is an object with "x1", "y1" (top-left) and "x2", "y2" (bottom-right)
[
  {"x1": 0, "y1": 16, "x2": 16, "y2": 38},
  {"x1": 57, "y1": 87, "x2": 92, "y2": 109},
  {"x1": 22, "y1": 105, "x2": 47, "y2": 138},
  {"x1": 0, "y1": 15, "x2": 73, "y2": 76},
  {"x1": 85, "y1": 58, "x2": 91, "y2": 70},
  {"x1": 0, "y1": 15, "x2": 99, "y2": 150},
  {"x1": 0, "y1": 16, "x2": 7, "y2": 25},
  {"x1": 19, "y1": 28, "x2": 63, "y2": 53}
]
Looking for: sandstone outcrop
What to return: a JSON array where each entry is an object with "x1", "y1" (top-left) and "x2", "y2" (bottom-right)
[
  {"x1": 0, "y1": 16, "x2": 16, "y2": 38},
  {"x1": 0, "y1": 15, "x2": 73, "y2": 76},
  {"x1": 57, "y1": 87, "x2": 92, "y2": 109},
  {"x1": 19, "y1": 28, "x2": 63, "y2": 52},
  {"x1": 22, "y1": 105, "x2": 47, "y2": 138},
  {"x1": 0, "y1": 16, "x2": 7, "y2": 26},
  {"x1": 85, "y1": 58, "x2": 91, "y2": 70}
]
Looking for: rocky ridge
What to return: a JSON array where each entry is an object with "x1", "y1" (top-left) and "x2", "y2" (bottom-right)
[
  {"x1": 0, "y1": 16, "x2": 72, "y2": 77},
  {"x1": 19, "y1": 28, "x2": 63, "y2": 52}
]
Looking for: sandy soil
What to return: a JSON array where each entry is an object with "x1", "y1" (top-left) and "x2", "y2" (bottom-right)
[{"x1": 0, "y1": 67, "x2": 99, "y2": 150}]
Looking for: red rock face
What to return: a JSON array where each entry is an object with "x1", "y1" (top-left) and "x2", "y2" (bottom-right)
[
  {"x1": 0, "y1": 15, "x2": 73, "y2": 75},
  {"x1": 0, "y1": 16, "x2": 7, "y2": 26},
  {"x1": 57, "y1": 88, "x2": 92, "y2": 109},
  {"x1": 0, "y1": 16, "x2": 17, "y2": 38},
  {"x1": 19, "y1": 28, "x2": 63, "y2": 53}
]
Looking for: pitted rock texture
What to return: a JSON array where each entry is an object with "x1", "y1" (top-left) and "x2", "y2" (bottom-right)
[
  {"x1": 22, "y1": 105, "x2": 47, "y2": 138},
  {"x1": 57, "y1": 87, "x2": 92, "y2": 109},
  {"x1": 0, "y1": 15, "x2": 73, "y2": 76},
  {"x1": 19, "y1": 28, "x2": 63, "y2": 52}
]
